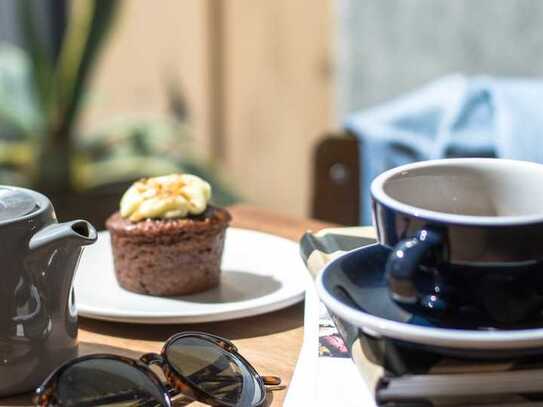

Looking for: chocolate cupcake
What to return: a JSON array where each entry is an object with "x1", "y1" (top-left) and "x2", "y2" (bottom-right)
[{"x1": 106, "y1": 174, "x2": 231, "y2": 296}]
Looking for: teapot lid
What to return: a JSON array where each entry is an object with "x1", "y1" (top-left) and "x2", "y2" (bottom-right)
[{"x1": 0, "y1": 188, "x2": 39, "y2": 222}]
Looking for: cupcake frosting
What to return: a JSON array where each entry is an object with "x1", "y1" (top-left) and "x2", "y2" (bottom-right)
[{"x1": 120, "y1": 174, "x2": 212, "y2": 222}]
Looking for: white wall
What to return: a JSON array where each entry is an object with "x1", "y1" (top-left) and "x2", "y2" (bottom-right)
[{"x1": 337, "y1": 0, "x2": 543, "y2": 118}]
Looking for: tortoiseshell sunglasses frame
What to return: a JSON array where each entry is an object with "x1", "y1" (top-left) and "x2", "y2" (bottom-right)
[{"x1": 34, "y1": 331, "x2": 281, "y2": 407}]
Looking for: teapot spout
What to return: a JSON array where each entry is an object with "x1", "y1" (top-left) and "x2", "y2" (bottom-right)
[
  {"x1": 29, "y1": 220, "x2": 97, "y2": 251},
  {"x1": 28, "y1": 220, "x2": 97, "y2": 339}
]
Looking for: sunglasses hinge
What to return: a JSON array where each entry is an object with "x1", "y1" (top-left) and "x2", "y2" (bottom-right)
[{"x1": 140, "y1": 352, "x2": 165, "y2": 366}]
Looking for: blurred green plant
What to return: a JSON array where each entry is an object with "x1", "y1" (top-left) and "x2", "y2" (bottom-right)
[{"x1": 0, "y1": 0, "x2": 236, "y2": 205}]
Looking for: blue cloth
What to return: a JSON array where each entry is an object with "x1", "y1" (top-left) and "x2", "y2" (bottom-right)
[{"x1": 345, "y1": 75, "x2": 543, "y2": 225}]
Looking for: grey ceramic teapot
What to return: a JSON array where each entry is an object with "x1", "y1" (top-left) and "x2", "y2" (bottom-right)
[{"x1": 0, "y1": 186, "x2": 96, "y2": 396}]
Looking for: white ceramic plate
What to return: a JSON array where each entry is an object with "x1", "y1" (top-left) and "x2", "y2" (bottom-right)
[{"x1": 75, "y1": 228, "x2": 306, "y2": 324}]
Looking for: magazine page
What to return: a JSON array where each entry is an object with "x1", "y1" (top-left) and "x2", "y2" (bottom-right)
[
  {"x1": 317, "y1": 301, "x2": 376, "y2": 406},
  {"x1": 285, "y1": 270, "x2": 375, "y2": 406}
]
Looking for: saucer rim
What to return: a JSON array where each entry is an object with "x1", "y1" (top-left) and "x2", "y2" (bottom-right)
[{"x1": 316, "y1": 244, "x2": 543, "y2": 350}]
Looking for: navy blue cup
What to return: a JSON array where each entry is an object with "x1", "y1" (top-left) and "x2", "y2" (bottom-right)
[{"x1": 371, "y1": 158, "x2": 543, "y2": 324}]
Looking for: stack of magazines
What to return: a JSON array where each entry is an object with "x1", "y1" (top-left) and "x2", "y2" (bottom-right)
[{"x1": 286, "y1": 227, "x2": 543, "y2": 407}]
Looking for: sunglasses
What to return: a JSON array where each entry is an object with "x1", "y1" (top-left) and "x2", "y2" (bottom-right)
[{"x1": 34, "y1": 331, "x2": 282, "y2": 407}]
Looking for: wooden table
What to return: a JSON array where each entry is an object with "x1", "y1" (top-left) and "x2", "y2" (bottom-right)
[{"x1": 3, "y1": 205, "x2": 332, "y2": 406}]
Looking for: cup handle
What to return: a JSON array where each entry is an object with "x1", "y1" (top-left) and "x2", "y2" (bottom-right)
[{"x1": 385, "y1": 228, "x2": 443, "y2": 306}]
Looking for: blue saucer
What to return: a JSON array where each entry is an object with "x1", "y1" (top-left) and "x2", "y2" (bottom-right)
[{"x1": 317, "y1": 243, "x2": 543, "y2": 359}]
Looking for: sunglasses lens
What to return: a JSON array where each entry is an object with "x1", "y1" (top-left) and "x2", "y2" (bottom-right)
[
  {"x1": 54, "y1": 357, "x2": 166, "y2": 406},
  {"x1": 166, "y1": 336, "x2": 264, "y2": 407}
]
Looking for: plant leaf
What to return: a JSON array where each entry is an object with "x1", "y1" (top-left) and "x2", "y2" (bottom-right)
[
  {"x1": 55, "y1": 0, "x2": 120, "y2": 138},
  {"x1": 15, "y1": 0, "x2": 52, "y2": 129},
  {"x1": 0, "y1": 44, "x2": 41, "y2": 135},
  {"x1": 73, "y1": 156, "x2": 180, "y2": 190}
]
